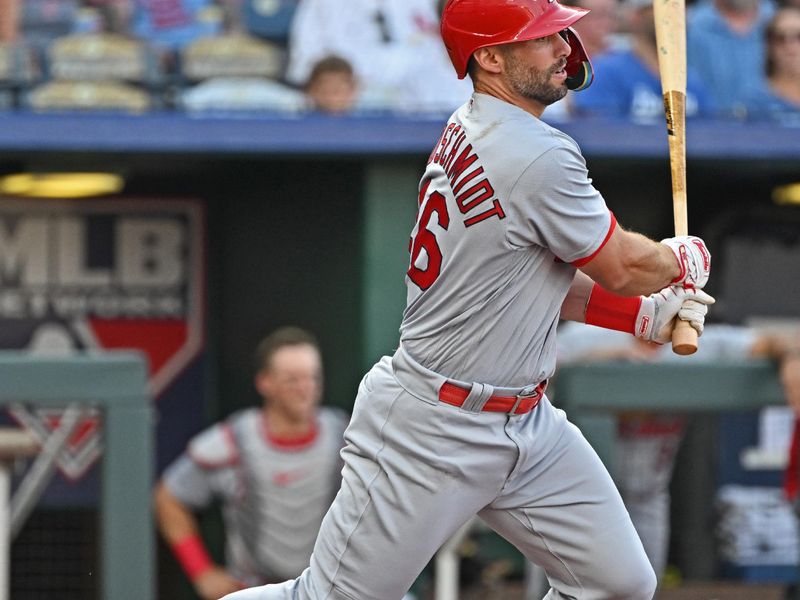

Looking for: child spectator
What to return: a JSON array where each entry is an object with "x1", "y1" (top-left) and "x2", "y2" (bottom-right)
[{"x1": 305, "y1": 55, "x2": 358, "y2": 115}]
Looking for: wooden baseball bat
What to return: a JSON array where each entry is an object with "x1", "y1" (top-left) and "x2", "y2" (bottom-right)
[{"x1": 653, "y1": 0, "x2": 697, "y2": 355}]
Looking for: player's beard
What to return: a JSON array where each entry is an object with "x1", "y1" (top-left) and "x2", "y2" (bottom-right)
[{"x1": 504, "y1": 52, "x2": 569, "y2": 106}]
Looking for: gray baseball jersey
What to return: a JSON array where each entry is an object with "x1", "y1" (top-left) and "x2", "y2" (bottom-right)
[
  {"x1": 163, "y1": 407, "x2": 348, "y2": 585},
  {"x1": 401, "y1": 93, "x2": 614, "y2": 387}
]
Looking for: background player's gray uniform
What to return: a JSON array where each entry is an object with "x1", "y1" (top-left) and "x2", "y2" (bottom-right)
[
  {"x1": 556, "y1": 323, "x2": 757, "y2": 575},
  {"x1": 163, "y1": 407, "x2": 348, "y2": 585},
  {"x1": 225, "y1": 93, "x2": 656, "y2": 600}
]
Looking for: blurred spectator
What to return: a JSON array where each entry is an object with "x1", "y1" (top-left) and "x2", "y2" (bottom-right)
[
  {"x1": 305, "y1": 55, "x2": 358, "y2": 114},
  {"x1": 241, "y1": 0, "x2": 299, "y2": 43},
  {"x1": 387, "y1": 0, "x2": 472, "y2": 114},
  {"x1": 0, "y1": 0, "x2": 132, "y2": 45},
  {"x1": 743, "y1": 6, "x2": 800, "y2": 124},
  {"x1": 154, "y1": 327, "x2": 348, "y2": 600},
  {"x1": 556, "y1": 320, "x2": 800, "y2": 579},
  {"x1": 571, "y1": 0, "x2": 715, "y2": 122},
  {"x1": 687, "y1": 0, "x2": 775, "y2": 117},
  {"x1": 0, "y1": 0, "x2": 78, "y2": 50},
  {"x1": 21, "y1": 12, "x2": 165, "y2": 114},
  {"x1": 285, "y1": 0, "x2": 470, "y2": 113},
  {"x1": 285, "y1": 0, "x2": 435, "y2": 93},
  {"x1": 570, "y1": 0, "x2": 625, "y2": 58},
  {"x1": 0, "y1": 0, "x2": 39, "y2": 110},
  {"x1": 0, "y1": 0, "x2": 20, "y2": 44},
  {"x1": 545, "y1": 0, "x2": 624, "y2": 121},
  {"x1": 82, "y1": 0, "x2": 242, "y2": 80},
  {"x1": 120, "y1": 0, "x2": 234, "y2": 51}
]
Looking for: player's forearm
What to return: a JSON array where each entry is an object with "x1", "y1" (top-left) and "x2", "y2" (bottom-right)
[
  {"x1": 749, "y1": 330, "x2": 800, "y2": 361},
  {"x1": 601, "y1": 232, "x2": 679, "y2": 296},
  {"x1": 154, "y1": 482, "x2": 217, "y2": 582},
  {"x1": 580, "y1": 229, "x2": 680, "y2": 297},
  {"x1": 154, "y1": 481, "x2": 202, "y2": 544},
  {"x1": 749, "y1": 331, "x2": 800, "y2": 414}
]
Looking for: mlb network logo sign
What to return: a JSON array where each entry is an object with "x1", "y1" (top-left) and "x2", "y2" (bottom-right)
[{"x1": 0, "y1": 198, "x2": 205, "y2": 479}]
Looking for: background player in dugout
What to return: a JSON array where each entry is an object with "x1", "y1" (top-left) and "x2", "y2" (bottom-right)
[
  {"x1": 556, "y1": 320, "x2": 800, "y2": 580},
  {"x1": 154, "y1": 327, "x2": 348, "y2": 600},
  {"x1": 223, "y1": 0, "x2": 716, "y2": 598}
]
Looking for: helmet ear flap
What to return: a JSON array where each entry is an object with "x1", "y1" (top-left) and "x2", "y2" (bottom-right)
[{"x1": 563, "y1": 27, "x2": 594, "y2": 91}]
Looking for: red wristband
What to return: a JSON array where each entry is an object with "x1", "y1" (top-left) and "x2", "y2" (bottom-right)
[
  {"x1": 172, "y1": 535, "x2": 214, "y2": 581},
  {"x1": 584, "y1": 283, "x2": 643, "y2": 334}
]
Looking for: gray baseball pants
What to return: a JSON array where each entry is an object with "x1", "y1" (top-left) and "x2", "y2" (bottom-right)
[{"x1": 223, "y1": 348, "x2": 656, "y2": 600}]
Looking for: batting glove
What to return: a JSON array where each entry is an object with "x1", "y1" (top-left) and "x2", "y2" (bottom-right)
[
  {"x1": 635, "y1": 286, "x2": 716, "y2": 344},
  {"x1": 661, "y1": 235, "x2": 711, "y2": 289}
]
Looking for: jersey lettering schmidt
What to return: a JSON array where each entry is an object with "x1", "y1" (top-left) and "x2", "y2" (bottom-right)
[{"x1": 401, "y1": 93, "x2": 616, "y2": 388}]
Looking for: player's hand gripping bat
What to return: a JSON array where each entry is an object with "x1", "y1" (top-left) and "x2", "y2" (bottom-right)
[{"x1": 653, "y1": 0, "x2": 697, "y2": 355}]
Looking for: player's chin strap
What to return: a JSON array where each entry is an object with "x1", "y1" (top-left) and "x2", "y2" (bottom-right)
[{"x1": 562, "y1": 28, "x2": 594, "y2": 91}]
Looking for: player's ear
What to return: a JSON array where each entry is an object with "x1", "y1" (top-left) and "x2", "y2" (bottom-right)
[
  {"x1": 254, "y1": 370, "x2": 274, "y2": 400},
  {"x1": 472, "y1": 46, "x2": 505, "y2": 76}
]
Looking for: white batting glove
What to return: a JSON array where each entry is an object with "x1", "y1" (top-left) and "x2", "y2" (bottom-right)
[
  {"x1": 661, "y1": 235, "x2": 711, "y2": 289},
  {"x1": 635, "y1": 286, "x2": 716, "y2": 344}
]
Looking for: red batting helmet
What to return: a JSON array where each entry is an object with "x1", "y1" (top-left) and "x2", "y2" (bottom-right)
[{"x1": 441, "y1": 0, "x2": 595, "y2": 91}]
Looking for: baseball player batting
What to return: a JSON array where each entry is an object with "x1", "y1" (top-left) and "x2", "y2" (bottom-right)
[{"x1": 223, "y1": 1, "x2": 714, "y2": 599}]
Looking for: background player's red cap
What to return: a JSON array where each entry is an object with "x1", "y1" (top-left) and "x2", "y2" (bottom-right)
[{"x1": 441, "y1": 0, "x2": 594, "y2": 91}]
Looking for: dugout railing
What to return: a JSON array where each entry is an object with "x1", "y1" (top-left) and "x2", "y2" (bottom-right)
[
  {"x1": 0, "y1": 351, "x2": 153, "y2": 600},
  {"x1": 553, "y1": 361, "x2": 786, "y2": 470}
]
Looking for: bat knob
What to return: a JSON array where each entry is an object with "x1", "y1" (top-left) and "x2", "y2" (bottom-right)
[{"x1": 671, "y1": 319, "x2": 698, "y2": 355}]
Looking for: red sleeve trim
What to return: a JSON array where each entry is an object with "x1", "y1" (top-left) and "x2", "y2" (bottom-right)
[
  {"x1": 571, "y1": 211, "x2": 617, "y2": 267},
  {"x1": 584, "y1": 283, "x2": 642, "y2": 334}
]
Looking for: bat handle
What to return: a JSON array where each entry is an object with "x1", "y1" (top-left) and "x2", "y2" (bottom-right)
[{"x1": 672, "y1": 318, "x2": 697, "y2": 355}]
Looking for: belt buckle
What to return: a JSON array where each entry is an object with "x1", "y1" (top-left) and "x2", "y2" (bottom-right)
[{"x1": 510, "y1": 384, "x2": 541, "y2": 415}]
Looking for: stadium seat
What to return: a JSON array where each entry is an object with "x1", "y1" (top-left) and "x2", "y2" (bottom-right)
[
  {"x1": 25, "y1": 79, "x2": 153, "y2": 113},
  {"x1": 179, "y1": 33, "x2": 285, "y2": 82},
  {"x1": 44, "y1": 33, "x2": 162, "y2": 85},
  {"x1": 22, "y1": 33, "x2": 163, "y2": 113},
  {"x1": 177, "y1": 33, "x2": 302, "y2": 114}
]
